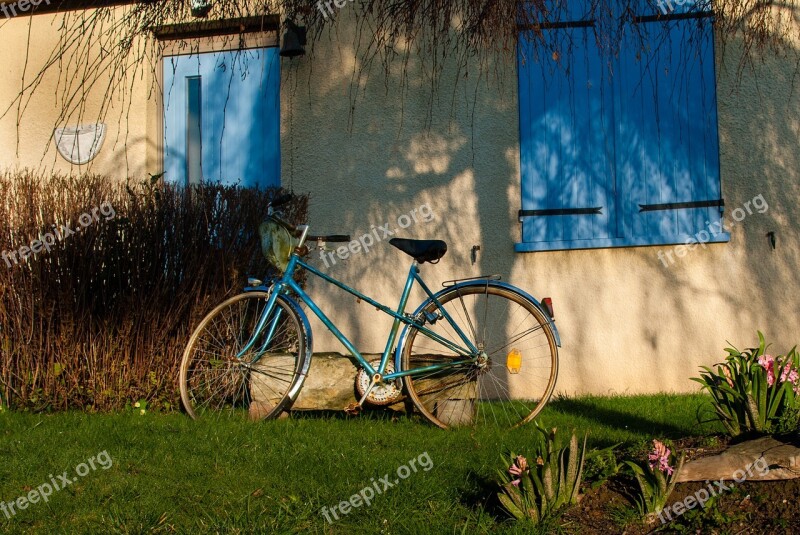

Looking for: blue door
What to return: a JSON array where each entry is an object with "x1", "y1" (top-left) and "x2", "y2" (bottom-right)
[{"x1": 163, "y1": 48, "x2": 280, "y2": 188}]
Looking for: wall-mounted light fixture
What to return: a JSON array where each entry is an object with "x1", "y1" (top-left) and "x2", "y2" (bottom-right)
[
  {"x1": 280, "y1": 19, "x2": 307, "y2": 57},
  {"x1": 190, "y1": 0, "x2": 212, "y2": 18}
]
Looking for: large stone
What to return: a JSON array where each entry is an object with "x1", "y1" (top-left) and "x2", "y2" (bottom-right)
[
  {"x1": 251, "y1": 353, "x2": 404, "y2": 412},
  {"x1": 248, "y1": 401, "x2": 289, "y2": 421},
  {"x1": 436, "y1": 399, "x2": 475, "y2": 426},
  {"x1": 676, "y1": 436, "x2": 800, "y2": 482},
  {"x1": 250, "y1": 352, "x2": 482, "y2": 422}
]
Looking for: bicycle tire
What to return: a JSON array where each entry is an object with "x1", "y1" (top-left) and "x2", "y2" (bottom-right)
[
  {"x1": 401, "y1": 285, "x2": 558, "y2": 429},
  {"x1": 179, "y1": 291, "x2": 309, "y2": 420}
]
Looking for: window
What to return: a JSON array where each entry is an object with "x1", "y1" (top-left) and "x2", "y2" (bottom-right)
[
  {"x1": 516, "y1": 0, "x2": 727, "y2": 252},
  {"x1": 186, "y1": 76, "x2": 203, "y2": 186}
]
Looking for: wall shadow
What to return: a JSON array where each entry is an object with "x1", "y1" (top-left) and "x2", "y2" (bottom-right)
[{"x1": 281, "y1": 4, "x2": 800, "y2": 402}]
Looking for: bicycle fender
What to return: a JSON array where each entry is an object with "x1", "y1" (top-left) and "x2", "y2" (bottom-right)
[
  {"x1": 279, "y1": 294, "x2": 314, "y2": 402},
  {"x1": 242, "y1": 287, "x2": 313, "y2": 403},
  {"x1": 394, "y1": 280, "x2": 561, "y2": 371}
]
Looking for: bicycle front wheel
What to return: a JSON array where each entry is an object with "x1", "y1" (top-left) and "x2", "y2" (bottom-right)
[
  {"x1": 401, "y1": 285, "x2": 558, "y2": 429},
  {"x1": 180, "y1": 291, "x2": 309, "y2": 421}
]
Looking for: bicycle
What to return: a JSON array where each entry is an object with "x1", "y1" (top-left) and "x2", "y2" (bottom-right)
[{"x1": 179, "y1": 195, "x2": 561, "y2": 429}]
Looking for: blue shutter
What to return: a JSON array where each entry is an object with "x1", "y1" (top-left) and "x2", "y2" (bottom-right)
[
  {"x1": 616, "y1": 0, "x2": 726, "y2": 244},
  {"x1": 164, "y1": 48, "x2": 280, "y2": 189},
  {"x1": 516, "y1": 0, "x2": 728, "y2": 252},
  {"x1": 517, "y1": 1, "x2": 618, "y2": 250}
]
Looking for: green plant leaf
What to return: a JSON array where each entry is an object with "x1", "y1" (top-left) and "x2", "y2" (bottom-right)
[
  {"x1": 498, "y1": 492, "x2": 526, "y2": 521},
  {"x1": 572, "y1": 434, "x2": 588, "y2": 504},
  {"x1": 622, "y1": 460, "x2": 645, "y2": 476}
]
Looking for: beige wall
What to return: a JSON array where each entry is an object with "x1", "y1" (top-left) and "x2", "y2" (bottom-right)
[
  {"x1": 1, "y1": 7, "x2": 798, "y2": 396},
  {"x1": 0, "y1": 8, "x2": 153, "y2": 177}
]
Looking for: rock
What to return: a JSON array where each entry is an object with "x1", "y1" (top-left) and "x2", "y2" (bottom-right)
[
  {"x1": 248, "y1": 401, "x2": 289, "y2": 420},
  {"x1": 435, "y1": 380, "x2": 477, "y2": 427},
  {"x1": 676, "y1": 436, "x2": 800, "y2": 482},
  {"x1": 249, "y1": 352, "x2": 480, "y2": 421},
  {"x1": 251, "y1": 352, "x2": 404, "y2": 412}
]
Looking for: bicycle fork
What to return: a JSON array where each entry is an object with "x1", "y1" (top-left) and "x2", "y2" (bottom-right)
[{"x1": 236, "y1": 285, "x2": 283, "y2": 363}]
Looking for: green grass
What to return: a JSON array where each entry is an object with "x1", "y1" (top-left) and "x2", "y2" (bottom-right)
[{"x1": 0, "y1": 393, "x2": 723, "y2": 534}]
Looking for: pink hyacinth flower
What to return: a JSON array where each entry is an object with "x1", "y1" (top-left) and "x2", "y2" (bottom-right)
[
  {"x1": 780, "y1": 363, "x2": 799, "y2": 385},
  {"x1": 759, "y1": 355, "x2": 776, "y2": 386},
  {"x1": 509, "y1": 455, "x2": 528, "y2": 487},
  {"x1": 648, "y1": 440, "x2": 674, "y2": 476},
  {"x1": 722, "y1": 365, "x2": 735, "y2": 388}
]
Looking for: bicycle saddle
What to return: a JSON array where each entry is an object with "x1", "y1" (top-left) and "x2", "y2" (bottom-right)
[{"x1": 389, "y1": 238, "x2": 447, "y2": 264}]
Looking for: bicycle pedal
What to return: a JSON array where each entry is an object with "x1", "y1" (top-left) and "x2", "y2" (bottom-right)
[{"x1": 344, "y1": 402, "x2": 362, "y2": 415}]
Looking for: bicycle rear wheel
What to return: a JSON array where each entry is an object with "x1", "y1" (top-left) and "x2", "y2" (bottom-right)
[
  {"x1": 401, "y1": 285, "x2": 558, "y2": 429},
  {"x1": 180, "y1": 291, "x2": 308, "y2": 420}
]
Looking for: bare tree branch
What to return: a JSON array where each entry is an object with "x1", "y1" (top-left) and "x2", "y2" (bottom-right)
[{"x1": 3, "y1": 0, "x2": 799, "y2": 162}]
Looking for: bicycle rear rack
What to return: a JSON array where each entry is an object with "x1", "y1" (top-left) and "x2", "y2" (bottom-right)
[{"x1": 441, "y1": 274, "x2": 501, "y2": 288}]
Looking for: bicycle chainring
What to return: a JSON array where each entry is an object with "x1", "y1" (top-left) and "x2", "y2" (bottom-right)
[{"x1": 355, "y1": 359, "x2": 403, "y2": 406}]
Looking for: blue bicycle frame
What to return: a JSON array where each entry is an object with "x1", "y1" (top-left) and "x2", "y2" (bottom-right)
[{"x1": 239, "y1": 251, "x2": 480, "y2": 381}]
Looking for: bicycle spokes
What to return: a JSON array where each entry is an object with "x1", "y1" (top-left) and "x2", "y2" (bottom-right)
[
  {"x1": 180, "y1": 292, "x2": 308, "y2": 420},
  {"x1": 402, "y1": 285, "x2": 558, "y2": 429}
]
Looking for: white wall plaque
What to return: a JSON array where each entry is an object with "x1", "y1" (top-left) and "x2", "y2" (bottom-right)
[{"x1": 53, "y1": 123, "x2": 106, "y2": 165}]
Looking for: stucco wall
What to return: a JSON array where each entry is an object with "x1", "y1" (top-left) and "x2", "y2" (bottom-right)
[
  {"x1": 282, "y1": 11, "x2": 800, "y2": 396},
  {"x1": 1, "y1": 6, "x2": 798, "y2": 396},
  {"x1": 0, "y1": 8, "x2": 152, "y2": 177}
]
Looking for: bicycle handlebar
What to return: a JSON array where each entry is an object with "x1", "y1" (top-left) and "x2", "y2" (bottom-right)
[
  {"x1": 266, "y1": 212, "x2": 351, "y2": 245},
  {"x1": 309, "y1": 234, "x2": 351, "y2": 243}
]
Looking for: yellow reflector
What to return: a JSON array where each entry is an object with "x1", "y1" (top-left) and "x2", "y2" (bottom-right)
[{"x1": 507, "y1": 348, "x2": 522, "y2": 374}]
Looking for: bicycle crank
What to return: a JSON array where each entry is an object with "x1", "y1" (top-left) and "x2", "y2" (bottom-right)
[{"x1": 355, "y1": 359, "x2": 403, "y2": 406}]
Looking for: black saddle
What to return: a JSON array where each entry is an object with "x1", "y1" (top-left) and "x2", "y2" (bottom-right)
[{"x1": 389, "y1": 238, "x2": 447, "y2": 264}]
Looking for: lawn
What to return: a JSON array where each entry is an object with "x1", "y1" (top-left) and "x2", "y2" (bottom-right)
[{"x1": 0, "y1": 394, "x2": 724, "y2": 534}]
